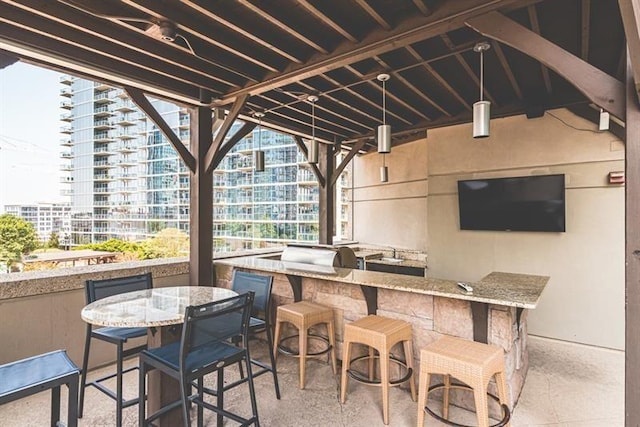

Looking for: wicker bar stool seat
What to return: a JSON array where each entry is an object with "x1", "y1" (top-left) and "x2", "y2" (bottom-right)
[
  {"x1": 416, "y1": 335, "x2": 510, "y2": 427},
  {"x1": 340, "y1": 315, "x2": 417, "y2": 425},
  {"x1": 273, "y1": 301, "x2": 337, "y2": 389}
]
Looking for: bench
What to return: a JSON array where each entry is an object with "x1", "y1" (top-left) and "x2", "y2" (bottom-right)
[{"x1": 0, "y1": 350, "x2": 80, "y2": 427}]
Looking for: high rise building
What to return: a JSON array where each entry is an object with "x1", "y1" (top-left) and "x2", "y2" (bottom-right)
[
  {"x1": 60, "y1": 75, "x2": 351, "y2": 250},
  {"x1": 3, "y1": 202, "x2": 71, "y2": 243}
]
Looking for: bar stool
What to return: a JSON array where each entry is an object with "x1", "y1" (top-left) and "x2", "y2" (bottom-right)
[
  {"x1": 340, "y1": 315, "x2": 417, "y2": 425},
  {"x1": 416, "y1": 335, "x2": 510, "y2": 427},
  {"x1": 273, "y1": 301, "x2": 337, "y2": 389}
]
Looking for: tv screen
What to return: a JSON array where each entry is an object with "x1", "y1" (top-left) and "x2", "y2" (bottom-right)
[{"x1": 457, "y1": 174, "x2": 565, "y2": 232}]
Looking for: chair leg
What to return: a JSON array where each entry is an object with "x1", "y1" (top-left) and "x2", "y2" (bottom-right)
[
  {"x1": 443, "y1": 374, "x2": 451, "y2": 420},
  {"x1": 340, "y1": 339, "x2": 352, "y2": 404},
  {"x1": 245, "y1": 355, "x2": 260, "y2": 427},
  {"x1": 368, "y1": 346, "x2": 375, "y2": 382},
  {"x1": 299, "y1": 325, "x2": 308, "y2": 389},
  {"x1": 51, "y1": 385, "x2": 61, "y2": 427},
  {"x1": 273, "y1": 320, "x2": 282, "y2": 363},
  {"x1": 326, "y1": 320, "x2": 337, "y2": 375},
  {"x1": 416, "y1": 371, "x2": 430, "y2": 427},
  {"x1": 179, "y1": 378, "x2": 191, "y2": 427},
  {"x1": 495, "y1": 371, "x2": 511, "y2": 427},
  {"x1": 472, "y1": 379, "x2": 490, "y2": 427},
  {"x1": 381, "y1": 347, "x2": 390, "y2": 425},
  {"x1": 403, "y1": 339, "x2": 417, "y2": 401},
  {"x1": 139, "y1": 361, "x2": 146, "y2": 427},
  {"x1": 78, "y1": 326, "x2": 92, "y2": 418},
  {"x1": 197, "y1": 378, "x2": 204, "y2": 427},
  {"x1": 217, "y1": 368, "x2": 224, "y2": 427},
  {"x1": 67, "y1": 375, "x2": 79, "y2": 427},
  {"x1": 265, "y1": 321, "x2": 281, "y2": 399},
  {"x1": 116, "y1": 342, "x2": 124, "y2": 427}
]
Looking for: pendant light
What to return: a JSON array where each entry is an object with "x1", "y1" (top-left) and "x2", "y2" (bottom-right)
[
  {"x1": 473, "y1": 42, "x2": 491, "y2": 138},
  {"x1": 307, "y1": 95, "x2": 319, "y2": 164},
  {"x1": 254, "y1": 111, "x2": 265, "y2": 172},
  {"x1": 377, "y1": 73, "x2": 391, "y2": 153}
]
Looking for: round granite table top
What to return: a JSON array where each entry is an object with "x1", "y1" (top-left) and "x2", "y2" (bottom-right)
[{"x1": 81, "y1": 286, "x2": 238, "y2": 327}]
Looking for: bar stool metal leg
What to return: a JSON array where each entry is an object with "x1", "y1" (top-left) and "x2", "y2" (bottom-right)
[{"x1": 51, "y1": 386, "x2": 60, "y2": 427}]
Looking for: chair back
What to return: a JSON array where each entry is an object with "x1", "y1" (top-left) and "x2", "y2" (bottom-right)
[
  {"x1": 180, "y1": 292, "x2": 255, "y2": 366},
  {"x1": 232, "y1": 270, "x2": 273, "y2": 315},
  {"x1": 85, "y1": 273, "x2": 153, "y2": 304}
]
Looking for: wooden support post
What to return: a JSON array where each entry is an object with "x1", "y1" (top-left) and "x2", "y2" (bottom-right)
[
  {"x1": 318, "y1": 143, "x2": 335, "y2": 245},
  {"x1": 189, "y1": 106, "x2": 214, "y2": 287},
  {"x1": 625, "y1": 52, "x2": 640, "y2": 427},
  {"x1": 619, "y1": 0, "x2": 640, "y2": 102}
]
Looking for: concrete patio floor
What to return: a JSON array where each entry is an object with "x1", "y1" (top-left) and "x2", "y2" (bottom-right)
[{"x1": 1, "y1": 335, "x2": 623, "y2": 426}]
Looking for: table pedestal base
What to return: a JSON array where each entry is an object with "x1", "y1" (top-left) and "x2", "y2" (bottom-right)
[{"x1": 147, "y1": 325, "x2": 183, "y2": 427}]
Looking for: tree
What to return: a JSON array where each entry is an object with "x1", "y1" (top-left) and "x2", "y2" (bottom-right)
[
  {"x1": 0, "y1": 214, "x2": 38, "y2": 272},
  {"x1": 138, "y1": 228, "x2": 189, "y2": 259},
  {"x1": 47, "y1": 232, "x2": 60, "y2": 249}
]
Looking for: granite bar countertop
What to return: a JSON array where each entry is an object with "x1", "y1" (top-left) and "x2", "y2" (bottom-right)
[
  {"x1": 216, "y1": 257, "x2": 549, "y2": 309},
  {"x1": 365, "y1": 257, "x2": 427, "y2": 269}
]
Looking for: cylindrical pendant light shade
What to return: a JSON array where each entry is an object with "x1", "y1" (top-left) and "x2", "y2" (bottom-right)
[
  {"x1": 380, "y1": 165, "x2": 388, "y2": 182},
  {"x1": 254, "y1": 149, "x2": 265, "y2": 172},
  {"x1": 473, "y1": 100, "x2": 491, "y2": 138},
  {"x1": 377, "y1": 124, "x2": 391, "y2": 153},
  {"x1": 308, "y1": 139, "x2": 319, "y2": 164}
]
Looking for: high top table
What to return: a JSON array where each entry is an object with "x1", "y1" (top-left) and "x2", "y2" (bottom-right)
[{"x1": 81, "y1": 286, "x2": 237, "y2": 426}]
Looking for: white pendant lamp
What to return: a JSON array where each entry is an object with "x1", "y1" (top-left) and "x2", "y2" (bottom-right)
[
  {"x1": 380, "y1": 153, "x2": 388, "y2": 182},
  {"x1": 254, "y1": 111, "x2": 265, "y2": 172},
  {"x1": 307, "y1": 95, "x2": 319, "y2": 164},
  {"x1": 377, "y1": 73, "x2": 392, "y2": 153},
  {"x1": 473, "y1": 42, "x2": 491, "y2": 139}
]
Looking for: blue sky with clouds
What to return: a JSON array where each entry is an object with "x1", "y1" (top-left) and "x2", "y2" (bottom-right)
[{"x1": 0, "y1": 62, "x2": 63, "y2": 209}]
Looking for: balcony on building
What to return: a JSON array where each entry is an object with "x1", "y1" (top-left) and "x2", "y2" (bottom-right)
[
  {"x1": 59, "y1": 189, "x2": 74, "y2": 196},
  {"x1": 114, "y1": 113, "x2": 137, "y2": 126},
  {"x1": 60, "y1": 100, "x2": 73, "y2": 109},
  {"x1": 60, "y1": 176, "x2": 74, "y2": 184},
  {"x1": 94, "y1": 131, "x2": 115, "y2": 143},
  {"x1": 114, "y1": 99, "x2": 135, "y2": 112},
  {"x1": 93, "y1": 91, "x2": 113, "y2": 103},
  {"x1": 93, "y1": 159, "x2": 115, "y2": 168},
  {"x1": 60, "y1": 87, "x2": 73, "y2": 97},
  {"x1": 59, "y1": 74, "x2": 73, "y2": 84},
  {"x1": 94, "y1": 105, "x2": 113, "y2": 117},
  {"x1": 115, "y1": 141, "x2": 137, "y2": 151},
  {"x1": 59, "y1": 138, "x2": 73, "y2": 147},
  {"x1": 93, "y1": 172, "x2": 114, "y2": 181},
  {"x1": 93, "y1": 81, "x2": 110, "y2": 91},
  {"x1": 60, "y1": 125, "x2": 73, "y2": 134},
  {"x1": 94, "y1": 118, "x2": 114, "y2": 130},
  {"x1": 60, "y1": 151, "x2": 74, "y2": 159},
  {"x1": 60, "y1": 112, "x2": 73, "y2": 122}
]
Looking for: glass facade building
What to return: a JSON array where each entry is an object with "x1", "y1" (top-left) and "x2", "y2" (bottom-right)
[{"x1": 60, "y1": 75, "x2": 351, "y2": 250}]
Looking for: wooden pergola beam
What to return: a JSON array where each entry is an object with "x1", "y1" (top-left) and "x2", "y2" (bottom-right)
[
  {"x1": 0, "y1": 49, "x2": 18, "y2": 69},
  {"x1": 125, "y1": 87, "x2": 196, "y2": 172},
  {"x1": 581, "y1": 0, "x2": 591, "y2": 60},
  {"x1": 354, "y1": 0, "x2": 392, "y2": 30},
  {"x1": 210, "y1": 121, "x2": 257, "y2": 171},
  {"x1": 294, "y1": 136, "x2": 326, "y2": 187},
  {"x1": 466, "y1": 11, "x2": 625, "y2": 120},
  {"x1": 297, "y1": 0, "x2": 358, "y2": 43},
  {"x1": 619, "y1": 0, "x2": 640, "y2": 102},
  {"x1": 491, "y1": 40, "x2": 523, "y2": 99},
  {"x1": 213, "y1": 0, "x2": 542, "y2": 105},
  {"x1": 332, "y1": 139, "x2": 367, "y2": 186},
  {"x1": 527, "y1": 5, "x2": 552, "y2": 95},
  {"x1": 204, "y1": 94, "x2": 248, "y2": 173}
]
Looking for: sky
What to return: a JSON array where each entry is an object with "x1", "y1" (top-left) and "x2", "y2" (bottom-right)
[{"x1": 0, "y1": 62, "x2": 63, "y2": 209}]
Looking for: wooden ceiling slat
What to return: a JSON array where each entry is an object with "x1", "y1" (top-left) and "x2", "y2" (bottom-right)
[
  {"x1": 119, "y1": 0, "x2": 281, "y2": 73},
  {"x1": 4, "y1": 1, "x2": 236, "y2": 91},
  {"x1": 440, "y1": 34, "x2": 498, "y2": 105},
  {"x1": 181, "y1": 0, "x2": 303, "y2": 64},
  {"x1": 374, "y1": 55, "x2": 449, "y2": 117},
  {"x1": 344, "y1": 65, "x2": 429, "y2": 122},
  {"x1": 297, "y1": 0, "x2": 358, "y2": 42},
  {"x1": 0, "y1": 49, "x2": 18, "y2": 69},
  {"x1": 527, "y1": 5, "x2": 553, "y2": 94},
  {"x1": 236, "y1": 0, "x2": 329, "y2": 54},
  {"x1": 319, "y1": 73, "x2": 413, "y2": 125},
  {"x1": 405, "y1": 46, "x2": 471, "y2": 111},
  {"x1": 354, "y1": 0, "x2": 392, "y2": 30},
  {"x1": 412, "y1": 0, "x2": 433, "y2": 16},
  {"x1": 215, "y1": 0, "x2": 541, "y2": 105},
  {"x1": 491, "y1": 40, "x2": 524, "y2": 99}
]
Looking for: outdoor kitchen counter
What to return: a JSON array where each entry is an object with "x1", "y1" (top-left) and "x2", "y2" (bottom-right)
[{"x1": 215, "y1": 256, "x2": 548, "y2": 309}]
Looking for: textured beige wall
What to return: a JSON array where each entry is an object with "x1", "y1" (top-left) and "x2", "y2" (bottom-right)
[{"x1": 353, "y1": 109, "x2": 625, "y2": 349}]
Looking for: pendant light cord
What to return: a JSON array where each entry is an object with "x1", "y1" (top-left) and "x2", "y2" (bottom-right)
[
  {"x1": 479, "y1": 49, "x2": 484, "y2": 102},
  {"x1": 312, "y1": 100, "x2": 315, "y2": 142},
  {"x1": 258, "y1": 116, "x2": 262, "y2": 150},
  {"x1": 382, "y1": 79, "x2": 386, "y2": 125}
]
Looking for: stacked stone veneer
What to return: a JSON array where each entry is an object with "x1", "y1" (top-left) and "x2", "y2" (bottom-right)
[{"x1": 216, "y1": 264, "x2": 528, "y2": 411}]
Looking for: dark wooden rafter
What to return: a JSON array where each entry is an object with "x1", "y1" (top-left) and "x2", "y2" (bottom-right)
[
  {"x1": 236, "y1": 0, "x2": 328, "y2": 54},
  {"x1": 214, "y1": 0, "x2": 543, "y2": 105},
  {"x1": 404, "y1": 46, "x2": 471, "y2": 111},
  {"x1": 0, "y1": 49, "x2": 18, "y2": 69},
  {"x1": 331, "y1": 139, "x2": 367, "y2": 186},
  {"x1": 467, "y1": 11, "x2": 625, "y2": 119},
  {"x1": 319, "y1": 74, "x2": 413, "y2": 125},
  {"x1": 626, "y1": 49, "x2": 640, "y2": 427},
  {"x1": 248, "y1": 101, "x2": 344, "y2": 140},
  {"x1": 581, "y1": 0, "x2": 591, "y2": 60},
  {"x1": 180, "y1": 0, "x2": 302, "y2": 63},
  {"x1": 491, "y1": 40, "x2": 523, "y2": 99},
  {"x1": 210, "y1": 121, "x2": 257, "y2": 171},
  {"x1": 296, "y1": 81, "x2": 378, "y2": 127},
  {"x1": 354, "y1": 0, "x2": 392, "y2": 30},
  {"x1": 212, "y1": 108, "x2": 225, "y2": 134},
  {"x1": 345, "y1": 65, "x2": 429, "y2": 121},
  {"x1": 412, "y1": 0, "x2": 433, "y2": 15},
  {"x1": 527, "y1": 5, "x2": 552, "y2": 94},
  {"x1": 297, "y1": 0, "x2": 358, "y2": 42},
  {"x1": 119, "y1": 0, "x2": 280, "y2": 73},
  {"x1": 440, "y1": 34, "x2": 497, "y2": 105},
  {"x1": 619, "y1": 0, "x2": 640, "y2": 101},
  {"x1": 293, "y1": 136, "x2": 326, "y2": 187},
  {"x1": 16, "y1": 1, "x2": 243, "y2": 89},
  {"x1": 125, "y1": 86, "x2": 196, "y2": 171},
  {"x1": 204, "y1": 94, "x2": 249, "y2": 173}
]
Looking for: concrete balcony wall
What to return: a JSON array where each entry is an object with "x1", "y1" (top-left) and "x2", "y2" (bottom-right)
[{"x1": 0, "y1": 258, "x2": 189, "y2": 368}]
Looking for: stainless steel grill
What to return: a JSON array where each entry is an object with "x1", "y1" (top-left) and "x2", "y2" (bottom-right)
[{"x1": 281, "y1": 245, "x2": 357, "y2": 269}]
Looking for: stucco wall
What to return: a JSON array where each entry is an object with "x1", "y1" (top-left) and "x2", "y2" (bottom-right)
[{"x1": 353, "y1": 109, "x2": 625, "y2": 349}]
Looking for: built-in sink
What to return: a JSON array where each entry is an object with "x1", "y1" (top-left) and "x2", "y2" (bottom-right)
[{"x1": 380, "y1": 257, "x2": 404, "y2": 263}]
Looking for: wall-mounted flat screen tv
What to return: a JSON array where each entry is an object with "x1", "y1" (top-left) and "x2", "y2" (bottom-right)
[{"x1": 457, "y1": 174, "x2": 565, "y2": 232}]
